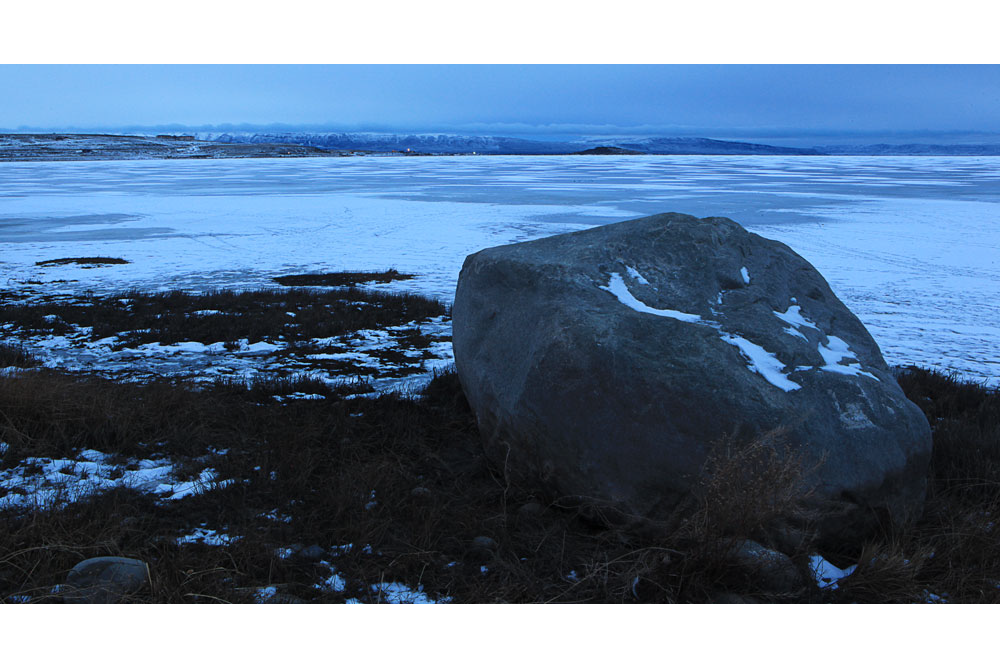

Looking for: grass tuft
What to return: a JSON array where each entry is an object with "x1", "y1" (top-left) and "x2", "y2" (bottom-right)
[
  {"x1": 272, "y1": 269, "x2": 415, "y2": 287},
  {"x1": 689, "y1": 428, "x2": 817, "y2": 544}
]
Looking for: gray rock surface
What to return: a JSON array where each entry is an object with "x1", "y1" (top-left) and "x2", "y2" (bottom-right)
[
  {"x1": 730, "y1": 540, "x2": 804, "y2": 594},
  {"x1": 452, "y1": 212, "x2": 932, "y2": 546},
  {"x1": 64, "y1": 556, "x2": 149, "y2": 603}
]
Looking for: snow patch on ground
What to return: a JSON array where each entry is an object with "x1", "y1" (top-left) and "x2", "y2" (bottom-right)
[
  {"x1": 809, "y1": 554, "x2": 857, "y2": 590},
  {"x1": 0, "y1": 448, "x2": 233, "y2": 511}
]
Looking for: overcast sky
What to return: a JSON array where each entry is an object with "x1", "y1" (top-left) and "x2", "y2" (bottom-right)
[{"x1": 3, "y1": 65, "x2": 999, "y2": 144}]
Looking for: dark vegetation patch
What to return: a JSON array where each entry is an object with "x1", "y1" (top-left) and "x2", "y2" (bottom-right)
[
  {"x1": 0, "y1": 286, "x2": 447, "y2": 349},
  {"x1": 897, "y1": 366, "x2": 1000, "y2": 501},
  {"x1": 0, "y1": 343, "x2": 39, "y2": 368},
  {"x1": 211, "y1": 373, "x2": 374, "y2": 404},
  {"x1": 827, "y1": 367, "x2": 1000, "y2": 603},
  {"x1": 35, "y1": 257, "x2": 130, "y2": 267},
  {"x1": 273, "y1": 269, "x2": 415, "y2": 288},
  {"x1": 1, "y1": 363, "x2": 997, "y2": 603}
]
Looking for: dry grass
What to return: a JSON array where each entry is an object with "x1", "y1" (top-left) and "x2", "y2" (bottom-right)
[
  {"x1": 2, "y1": 357, "x2": 997, "y2": 603},
  {"x1": 0, "y1": 343, "x2": 38, "y2": 368},
  {"x1": 831, "y1": 367, "x2": 1000, "y2": 603},
  {"x1": 687, "y1": 428, "x2": 819, "y2": 545},
  {"x1": 35, "y1": 257, "x2": 130, "y2": 267},
  {"x1": 0, "y1": 285, "x2": 447, "y2": 346},
  {"x1": 1, "y1": 368, "x2": 824, "y2": 603},
  {"x1": 272, "y1": 269, "x2": 415, "y2": 287}
]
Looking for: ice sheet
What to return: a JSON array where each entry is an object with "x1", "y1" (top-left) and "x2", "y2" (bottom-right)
[{"x1": 1, "y1": 154, "x2": 997, "y2": 386}]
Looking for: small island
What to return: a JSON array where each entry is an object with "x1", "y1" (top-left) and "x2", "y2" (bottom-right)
[{"x1": 572, "y1": 145, "x2": 646, "y2": 155}]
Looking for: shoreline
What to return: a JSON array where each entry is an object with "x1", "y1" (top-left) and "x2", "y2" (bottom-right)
[
  {"x1": 7, "y1": 133, "x2": 1000, "y2": 162},
  {"x1": 0, "y1": 133, "x2": 354, "y2": 162}
]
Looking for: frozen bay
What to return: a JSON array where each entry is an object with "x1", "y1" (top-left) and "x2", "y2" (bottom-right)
[{"x1": 1, "y1": 154, "x2": 997, "y2": 386}]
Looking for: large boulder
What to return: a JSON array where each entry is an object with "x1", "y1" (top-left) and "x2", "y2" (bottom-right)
[{"x1": 452, "y1": 212, "x2": 932, "y2": 546}]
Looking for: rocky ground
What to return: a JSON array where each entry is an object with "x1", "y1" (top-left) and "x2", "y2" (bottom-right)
[{"x1": 0, "y1": 134, "x2": 355, "y2": 161}]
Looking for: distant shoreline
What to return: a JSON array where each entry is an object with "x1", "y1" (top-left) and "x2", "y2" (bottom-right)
[
  {"x1": 0, "y1": 133, "x2": 349, "y2": 162},
  {"x1": 4, "y1": 133, "x2": 1000, "y2": 161}
]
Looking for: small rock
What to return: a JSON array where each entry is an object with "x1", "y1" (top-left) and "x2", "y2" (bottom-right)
[
  {"x1": 770, "y1": 520, "x2": 814, "y2": 555},
  {"x1": 410, "y1": 486, "x2": 432, "y2": 501},
  {"x1": 298, "y1": 545, "x2": 327, "y2": 562},
  {"x1": 262, "y1": 593, "x2": 307, "y2": 604},
  {"x1": 64, "y1": 556, "x2": 149, "y2": 603},
  {"x1": 240, "y1": 585, "x2": 307, "y2": 604},
  {"x1": 730, "y1": 540, "x2": 804, "y2": 594},
  {"x1": 708, "y1": 592, "x2": 760, "y2": 604},
  {"x1": 517, "y1": 502, "x2": 544, "y2": 517},
  {"x1": 467, "y1": 535, "x2": 498, "y2": 562},
  {"x1": 471, "y1": 535, "x2": 498, "y2": 550}
]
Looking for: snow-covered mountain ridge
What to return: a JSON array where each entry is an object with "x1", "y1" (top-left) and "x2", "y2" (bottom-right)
[
  {"x1": 197, "y1": 132, "x2": 1000, "y2": 156},
  {"x1": 6, "y1": 132, "x2": 1000, "y2": 159},
  {"x1": 197, "y1": 132, "x2": 824, "y2": 155}
]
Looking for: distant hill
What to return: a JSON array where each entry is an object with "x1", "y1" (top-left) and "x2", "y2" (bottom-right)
[
  {"x1": 183, "y1": 131, "x2": 1000, "y2": 156},
  {"x1": 613, "y1": 137, "x2": 823, "y2": 155}
]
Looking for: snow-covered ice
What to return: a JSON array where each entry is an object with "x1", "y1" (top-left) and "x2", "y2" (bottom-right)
[{"x1": 1, "y1": 154, "x2": 997, "y2": 386}]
